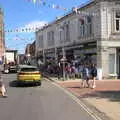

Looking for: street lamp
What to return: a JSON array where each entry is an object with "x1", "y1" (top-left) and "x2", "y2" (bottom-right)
[{"x1": 59, "y1": 26, "x2": 66, "y2": 81}]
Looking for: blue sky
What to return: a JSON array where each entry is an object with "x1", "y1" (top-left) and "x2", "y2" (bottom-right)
[{"x1": 0, "y1": 0, "x2": 89, "y2": 53}]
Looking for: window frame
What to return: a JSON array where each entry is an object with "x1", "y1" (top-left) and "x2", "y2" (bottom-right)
[{"x1": 113, "y1": 9, "x2": 120, "y2": 33}]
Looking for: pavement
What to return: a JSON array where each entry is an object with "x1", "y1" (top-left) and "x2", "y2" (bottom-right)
[{"x1": 45, "y1": 76, "x2": 120, "y2": 120}]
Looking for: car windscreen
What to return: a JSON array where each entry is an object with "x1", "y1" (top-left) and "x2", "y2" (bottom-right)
[{"x1": 20, "y1": 67, "x2": 38, "y2": 72}]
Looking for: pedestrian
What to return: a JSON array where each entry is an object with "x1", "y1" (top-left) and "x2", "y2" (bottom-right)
[
  {"x1": 81, "y1": 64, "x2": 90, "y2": 88},
  {"x1": 91, "y1": 64, "x2": 97, "y2": 88},
  {"x1": 71, "y1": 65, "x2": 75, "y2": 79},
  {"x1": 56, "y1": 65, "x2": 61, "y2": 80},
  {"x1": 78, "y1": 63, "x2": 83, "y2": 78},
  {"x1": 0, "y1": 72, "x2": 7, "y2": 98}
]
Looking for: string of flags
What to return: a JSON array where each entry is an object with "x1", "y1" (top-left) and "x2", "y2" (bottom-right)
[
  {"x1": 25, "y1": 0, "x2": 69, "y2": 11},
  {"x1": 6, "y1": 37, "x2": 35, "y2": 42},
  {"x1": 5, "y1": 27, "x2": 40, "y2": 33},
  {"x1": 4, "y1": 0, "x2": 98, "y2": 34}
]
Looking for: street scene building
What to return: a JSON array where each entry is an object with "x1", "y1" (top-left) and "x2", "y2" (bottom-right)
[
  {"x1": 35, "y1": 0, "x2": 120, "y2": 78},
  {"x1": 25, "y1": 42, "x2": 36, "y2": 65},
  {"x1": 0, "y1": 8, "x2": 5, "y2": 64}
]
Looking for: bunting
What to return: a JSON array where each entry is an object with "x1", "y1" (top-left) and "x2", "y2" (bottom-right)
[
  {"x1": 5, "y1": 27, "x2": 40, "y2": 33},
  {"x1": 24, "y1": 0, "x2": 68, "y2": 12}
]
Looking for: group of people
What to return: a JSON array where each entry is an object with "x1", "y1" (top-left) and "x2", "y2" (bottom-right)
[
  {"x1": 64, "y1": 63, "x2": 97, "y2": 89},
  {"x1": 81, "y1": 64, "x2": 97, "y2": 89},
  {"x1": 42, "y1": 59, "x2": 98, "y2": 89}
]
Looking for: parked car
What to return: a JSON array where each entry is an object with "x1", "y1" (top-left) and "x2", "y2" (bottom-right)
[
  {"x1": 4, "y1": 62, "x2": 17, "y2": 73},
  {"x1": 17, "y1": 65, "x2": 42, "y2": 86}
]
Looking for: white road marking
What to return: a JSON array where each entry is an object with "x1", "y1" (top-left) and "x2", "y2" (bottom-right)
[{"x1": 51, "y1": 82, "x2": 102, "y2": 120}]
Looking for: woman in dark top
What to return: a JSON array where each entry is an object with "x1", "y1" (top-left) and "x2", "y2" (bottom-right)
[{"x1": 91, "y1": 64, "x2": 97, "y2": 88}]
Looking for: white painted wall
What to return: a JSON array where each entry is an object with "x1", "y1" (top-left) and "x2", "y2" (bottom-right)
[{"x1": 35, "y1": 0, "x2": 120, "y2": 55}]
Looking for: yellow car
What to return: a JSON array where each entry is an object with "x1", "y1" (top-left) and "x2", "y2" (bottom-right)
[{"x1": 17, "y1": 65, "x2": 42, "y2": 86}]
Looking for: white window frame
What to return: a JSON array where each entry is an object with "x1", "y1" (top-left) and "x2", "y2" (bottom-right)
[
  {"x1": 78, "y1": 16, "x2": 92, "y2": 38},
  {"x1": 39, "y1": 35, "x2": 43, "y2": 48},
  {"x1": 115, "y1": 11, "x2": 120, "y2": 32},
  {"x1": 47, "y1": 30, "x2": 55, "y2": 46},
  {"x1": 113, "y1": 9, "x2": 120, "y2": 33}
]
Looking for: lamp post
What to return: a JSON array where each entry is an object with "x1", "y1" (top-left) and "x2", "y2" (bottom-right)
[
  {"x1": 59, "y1": 26, "x2": 66, "y2": 81},
  {"x1": 62, "y1": 47, "x2": 66, "y2": 81}
]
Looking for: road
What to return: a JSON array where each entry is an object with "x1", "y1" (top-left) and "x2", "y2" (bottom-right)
[{"x1": 0, "y1": 73, "x2": 95, "y2": 120}]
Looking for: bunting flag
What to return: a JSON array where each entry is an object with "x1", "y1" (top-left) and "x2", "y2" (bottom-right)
[
  {"x1": 6, "y1": 37, "x2": 35, "y2": 42},
  {"x1": 24, "y1": 0, "x2": 68, "y2": 12},
  {"x1": 33, "y1": 0, "x2": 36, "y2": 4},
  {"x1": 5, "y1": 27, "x2": 40, "y2": 33}
]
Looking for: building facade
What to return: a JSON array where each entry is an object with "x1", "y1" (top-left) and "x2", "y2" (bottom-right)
[
  {"x1": 35, "y1": 0, "x2": 120, "y2": 78},
  {"x1": 0, "y1": 8, "x2": 5, "y2": 64},
  {"x1": 25, "y1": 42, "x2": 36, "y2": 65}
]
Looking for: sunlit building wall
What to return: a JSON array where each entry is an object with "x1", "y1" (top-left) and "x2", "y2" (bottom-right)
[
  {"x1": 36, "y1": 0, "x2": 120, "y2": 78},
  {"x1": 0, "y1": 8, "x2": 5, "y2": 63}
]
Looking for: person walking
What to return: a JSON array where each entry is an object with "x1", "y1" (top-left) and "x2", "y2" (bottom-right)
[
  {"x1": 0, "y1": 71, "x2": 7, "y2": 97},
  {"x1": 91, "y1": 64, "x2": 97, "y2": 88},
  {"x1": 81, "y1": 64, "x2": 90, "y2": 88},
  {"x1": 56, "y1": 65, "x2": 61, "y2": 80},
  {"x1": 78, "y1": 63, "x2": 83, "y2": 78}
]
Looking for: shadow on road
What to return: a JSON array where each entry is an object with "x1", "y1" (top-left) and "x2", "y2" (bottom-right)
[
  {"x1": 9, "y1": 80, "x2": 41, "y2": 87},
  {"x1": 81, "y1": 91, "x2": 120, "y2": 102}
]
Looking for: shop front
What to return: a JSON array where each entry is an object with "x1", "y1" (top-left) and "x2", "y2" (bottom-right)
[{"x1": 65, "y1": 42, "x2": 97, "y2": 64}]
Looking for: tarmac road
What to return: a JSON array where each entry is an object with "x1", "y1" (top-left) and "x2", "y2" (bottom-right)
[{"x1": 0, "y1": 73, "x2": 95, "y2": 120}]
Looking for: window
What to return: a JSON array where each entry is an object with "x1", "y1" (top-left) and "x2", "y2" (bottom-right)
[
  {"x1": 87, "y1": 16, "x2": 92, "y2": 36},
  {"x1": 47, "y1": 30, "x2": 54, "y2": 46},
  {"x1": 115, "y1": 11, "x2": 120, "y2": 32},
  {"x1": 39, "y1": 35, "x2": 43, "y2": 48},
  {"x1": 21, "y1": 67, "x2": 38, "y2": 72},
  {"x1": 78, "y1": 18, "x2": 85, "y2": 37},
  {"x1": 78, "y1": 16, "x2": 92, "y2": 38},
  {"x1": 59, "y1": 30, "x2": 63, "y2": 43},
  {"x1": 65, "y1": 23, "x2": 70, "y2": 42}
]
